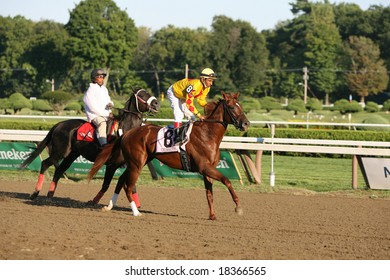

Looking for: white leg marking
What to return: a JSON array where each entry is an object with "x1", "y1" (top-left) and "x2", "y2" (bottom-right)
[{"x1": 130, "y1": 201, "x2": 142, "y2": 216}]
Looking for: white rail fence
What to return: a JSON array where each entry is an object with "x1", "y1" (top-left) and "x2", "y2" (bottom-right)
[
  {"x1": 1, "y1": 129, "x2": 389, "y2": 189},
  {"x1": 1, "y1": 114, "x2": 390, "y2": 130}
]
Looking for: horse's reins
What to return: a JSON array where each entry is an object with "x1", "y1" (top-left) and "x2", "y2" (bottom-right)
[{"x1": 201, "y1": 99, "x2": 243, "y2": 129}]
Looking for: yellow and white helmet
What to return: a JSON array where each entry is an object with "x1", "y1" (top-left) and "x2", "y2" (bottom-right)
[{"x1": 200, "y1": 68, "x2": 217, "y2": 79}]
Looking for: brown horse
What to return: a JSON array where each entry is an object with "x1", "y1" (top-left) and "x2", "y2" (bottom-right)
[
  {"x1": 20, "y1": 88, "x2": 160, "y2": 202},
  {"x1": 88, "y1": 92, "x2": 250, "y2": 220}
]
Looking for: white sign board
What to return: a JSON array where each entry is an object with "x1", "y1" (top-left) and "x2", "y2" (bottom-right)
[{"x1": 360, "y1": 157, "x2": 390, "y2": 190}]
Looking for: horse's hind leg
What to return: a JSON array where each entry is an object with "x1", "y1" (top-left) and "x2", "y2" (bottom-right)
[
  {"x1": 30, "y1": 157, "x2": 60, "y2": 200},
  {"x1": 47, "y1": 153, "x2": 78, "y2": 198},
  {"x1": 203, "y1": 177, "x2": 216, "y2": 220}
]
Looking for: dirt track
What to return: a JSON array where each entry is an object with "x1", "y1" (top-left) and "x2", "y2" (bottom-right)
[{"x1": 0, "y1": 180, "x2": 389, "y2": 260}]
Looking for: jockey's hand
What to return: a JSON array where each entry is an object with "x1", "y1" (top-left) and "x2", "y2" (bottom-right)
[{"x1": 198, "y1": 115, "x2": 205, "y2": 121}]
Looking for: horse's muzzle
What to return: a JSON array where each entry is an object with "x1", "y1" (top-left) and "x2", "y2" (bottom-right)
[
  {"x1": 150, "y1": 99, "x2": 161, "y2": 113},
  {"x1": 239, "y1": 120, "x2": 250, "y2": 131}
]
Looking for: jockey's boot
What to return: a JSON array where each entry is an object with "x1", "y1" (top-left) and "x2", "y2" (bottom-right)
[{"x1": 173, "y1": 122, "x2": 183, "y2": 144}]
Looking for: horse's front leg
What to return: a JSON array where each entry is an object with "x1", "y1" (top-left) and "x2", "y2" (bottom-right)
[
  {"x1": 102, "y1": 169, "x2": 125, "y2": 212},
  {"x1": 90, "y1": 164, "x2": 117, "y2": 205},
  {"x1": 124, "y1": 169, "x2": 142, "y2": 217},
  {"x1": 203, "y1": 176, "x2": 216, "y2": 220},
  {"x1": 204, "y1": 168, "x2": 243, "y2": 216}
]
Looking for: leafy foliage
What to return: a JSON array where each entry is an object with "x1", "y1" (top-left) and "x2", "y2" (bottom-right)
[
  {"x1": 259, "y1": 96, "x2": 282, "y2": 112},
  {"x1": 32, "y1": 99, "x2": 53, "y2": 112},
  {"x1": 0, "y1": 0, "x2": 390, "y2": 106},
  {"x1": 8, "y1": 93, "x2": 32, "y2": 113},
  {"x1": 333, "y1": 99, "x2": 363, "y2": 114},
  {"x1": 41, "y1": 90, "x2": 73, "y2": 112},
  {"x1": 364, "y1": 101, "x2": 379, "y2": 113},
  {"x1": 344, "y1": 36, "x2": 389, "y2": 103}
]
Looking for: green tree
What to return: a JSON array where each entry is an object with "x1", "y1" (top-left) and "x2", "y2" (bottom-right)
[
  {"x1": 344, "y1": 36, "x2": 389, "y2": 103},
  {"x1": 383, "y1": 99, "x2": 390, "y2": 111},
  {"x1": 8, "y1": 92, "x2": 32, "y2": 113},
  {"x1": 26, "y1": 20, "x2": 70, "y2": 95},
  {"x1": 364, "y1": 101, "x2": 379, "y2": 112},
  {"x1": 333, "y1": 99, "x2": 362, "y2": 114},
  {"x1": 259, "y1": 96, "x2": 282, "y2": 113},
  {"x1": 209, "y1": 15, "x2": 270, "y2": 96},
  {"x1": 65, "y1": 0, "x2": 138, "y2": 94},
  {"x1": 286, "y1": 98, "x2": 307, "y2": 115},
  {"x1": 146, "y1": 26, "x2": 210, "y2": 95},
  {"x1": 0, "y1": 98, "x2": 11, "y2": 114},
  {"x1": 0, "y1": 16, "x2": 36, "y2": 98},
  {"x1": 304, "y1": 2, "x2": 343, "y2": 105},
  {"x1": 306, "y1": 97, "x2": 322, "y2": 112},
  {"x1": 32, "y1": 99, "x2": 53, "y2": 113},
  {"x1": 333, "y1": 3, "x2": 372, "y2": 40},
  {"x1": 41, "y1": 90, "x2": 73, "y2": 112}
]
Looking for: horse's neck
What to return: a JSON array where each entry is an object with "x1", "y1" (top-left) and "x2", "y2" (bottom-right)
[
  {"x1": 119, "y1": 113, "x2": 142, "y2": 131},
  {"x1": 203, "y1": 106, "x2": 227, "y2": 141},
  {"x1": 119, "y1": 97, "x2": 143, "y2": 131}
]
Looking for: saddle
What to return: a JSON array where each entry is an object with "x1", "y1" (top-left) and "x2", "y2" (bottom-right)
[
  {"x1": 76, "y1": 118, "x2": 118, "y2": 143},
  {"x1": 155, "y1": 122, "x2": 194, "y2": 171}
]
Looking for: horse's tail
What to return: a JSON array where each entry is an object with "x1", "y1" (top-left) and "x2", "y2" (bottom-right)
[
  {"x1": 87, "y1": 141, "x2": 117, "y2": 181},
  {"x1": 19, "y1": 127, "x2": 55, "y2": 169}
]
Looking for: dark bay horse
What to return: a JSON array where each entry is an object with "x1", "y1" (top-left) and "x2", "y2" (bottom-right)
[
  {"x1": 88, "y1": 92, "x2": 250, "y2": 220},
  {"x1": 20, "y1": 88, "x2": 160, "y2": 202}
]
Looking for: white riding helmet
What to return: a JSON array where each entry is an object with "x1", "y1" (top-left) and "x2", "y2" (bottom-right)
[{"x1": 200, "y1": 68, "x2": 217, "y2": 79}]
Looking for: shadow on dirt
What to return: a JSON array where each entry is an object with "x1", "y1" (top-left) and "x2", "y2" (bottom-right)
[{"x1": 0, "y1": 190, "x2": 178, "y2": 217}]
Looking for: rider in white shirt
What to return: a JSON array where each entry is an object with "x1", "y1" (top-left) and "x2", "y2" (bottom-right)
[{"x1": 83, "y1": 69, "x2": 114, "y2": 146}]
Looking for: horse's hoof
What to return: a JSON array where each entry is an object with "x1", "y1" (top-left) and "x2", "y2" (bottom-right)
[
  {"x1": 30, "y1": 191, "x2": 39, "y2": 200},
  {"x1": 102, "y1": 206, "x2": 111, "y2": 212},
  {"x1": 235, "y1": 207, "x2": 244, "y2": 216},
  {"x1": 86, "y1": 200, "x2": 97, "y2": 206},
  {"x1": 209, "y1": 214, "x2": 216, "y2": 220},
  {"x1": 47, "y1": 191, "x2": 54, "y2": 198},
  {"x1": 132, "y1": 212, "x2": 142, "y2": 217}
]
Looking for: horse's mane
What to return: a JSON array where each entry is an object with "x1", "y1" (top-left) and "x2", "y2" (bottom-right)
[
  {"x1": 204, "y1": 99, "x2": 221, "y2": 117},
  {"x1": 115, "y1": 88, "x2": 140, "y2": 119}
]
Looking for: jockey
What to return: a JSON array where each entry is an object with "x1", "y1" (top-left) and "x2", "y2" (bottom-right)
[
  {"x1": 166, "y1": 68, "x2": 217, "y2": 128},
  {"x1": 83, "y1": 69, "x2": 114, "y2": 146}
]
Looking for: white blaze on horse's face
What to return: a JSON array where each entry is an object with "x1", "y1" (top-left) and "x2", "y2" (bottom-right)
[{"x1": 147, "y1": 96, "x2": 157, "y2": 106}]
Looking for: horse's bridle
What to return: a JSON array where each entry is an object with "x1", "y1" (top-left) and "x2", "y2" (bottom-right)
[
  {"x1": 202, "y1": 99, "x2": 244, "y2": 129},
  {"x1": 134, "y1": 89, "x2": 158, "y2": 113},
  {"x1": 222, "y1": 99, "x2": 245, "y2": 129}
]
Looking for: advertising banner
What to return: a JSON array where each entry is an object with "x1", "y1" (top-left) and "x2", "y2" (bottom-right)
[
  {"x1": 358, "y1": 157, "x2": 390, "y2": 190},
  {"x1": 150, "y1": 151, "x2": 241, "y2": 180},
  {"x1": 67, "y1": 156, "x2": 125, "y2": 177},
  {"x1": 0, "y1": 142, "x2": 41, "y2": 171},
  {"x1": 0, "y1": 142, "x2": 241, "y2": 181}
]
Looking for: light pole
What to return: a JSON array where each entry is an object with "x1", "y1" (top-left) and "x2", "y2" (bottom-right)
[
  {"x1": 46, "y1": 79, "x2": 54, "y2": 92},
  {"x1": 302, "y1": 67, "x2": 308, "y2": 104}
]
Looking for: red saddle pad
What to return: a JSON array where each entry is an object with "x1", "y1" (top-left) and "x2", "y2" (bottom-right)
[{"x1": 77, "y1": 122, "x2": 95, "y2": 142}]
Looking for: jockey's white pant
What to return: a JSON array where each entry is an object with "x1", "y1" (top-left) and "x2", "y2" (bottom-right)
[
  {"x1": 167, "y1": 85, "x2": 196, "y2": 123},
  {"x1": 92, "y1": 116, "x2": 107, "y2": 146}
]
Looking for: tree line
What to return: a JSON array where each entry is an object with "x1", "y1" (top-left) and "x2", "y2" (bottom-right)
[{"x1": 0, "y1": 0, "x2": 389, "y2": 105}]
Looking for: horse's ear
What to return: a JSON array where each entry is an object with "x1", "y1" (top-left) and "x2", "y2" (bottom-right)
[
  {"x1": 233, "y1": 92, "x2": 240, "y2": 99},
  {"x1": 222, "y1": 91, "x2": 227, "y2": 100}
]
